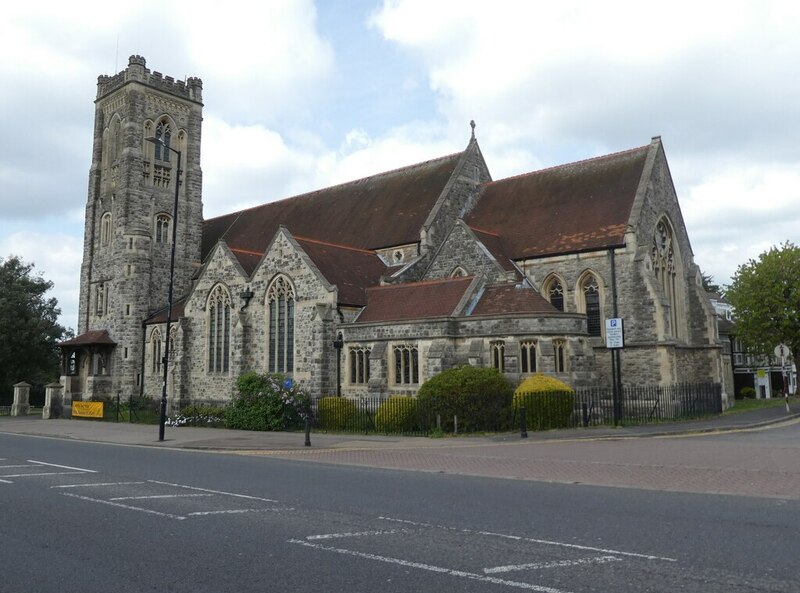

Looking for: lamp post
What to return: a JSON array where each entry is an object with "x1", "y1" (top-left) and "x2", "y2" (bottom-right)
[
  {"x1": 333, "y1": 332, "x2": 344, "y2": 397},
  {"x1": 145, "y1": 136, "x2": 181, "y2": 441}
]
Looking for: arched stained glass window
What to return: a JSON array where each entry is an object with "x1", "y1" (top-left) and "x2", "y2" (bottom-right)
[
  {"x1": 207, "y1": 285, "x2": 231, "y2": 373},
  {"x1": 267, "y1": 276, "x2": 295, "y2": 374}
]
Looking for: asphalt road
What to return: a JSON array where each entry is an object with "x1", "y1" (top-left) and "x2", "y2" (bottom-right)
[{"x1": 2, "y1": 428, "x2": 798, "y2": 593}]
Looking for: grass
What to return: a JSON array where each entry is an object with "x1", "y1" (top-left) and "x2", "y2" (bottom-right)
[{"x1": 724, "y1": 395, "x2": 797, "y2": 415}]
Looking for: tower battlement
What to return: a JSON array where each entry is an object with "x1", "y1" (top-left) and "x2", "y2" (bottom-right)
[{"x1": 96, "y1": 55, "x2": 203, "y2": 104}]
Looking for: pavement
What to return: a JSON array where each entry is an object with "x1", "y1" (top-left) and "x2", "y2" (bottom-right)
[
  {"x1": 1, "y1": 401, "x2": 797, "y2": 452},
  {"x1": 3, "y1": 403, "x2": 800, "y2": 498}
]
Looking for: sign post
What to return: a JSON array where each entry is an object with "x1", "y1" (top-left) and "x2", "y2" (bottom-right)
[{"x1": 605, "y1": 318, "x2": 624, "y2": 425}]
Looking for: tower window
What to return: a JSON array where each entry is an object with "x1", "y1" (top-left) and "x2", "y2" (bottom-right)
[
  {"x1": 155, "y1": 214, "x2": 172, "y2": 243},
  {"x1": 100, "y1": 212, "x2": 112, "y2": 247},
  {"x1": 155, "y1": 121, "x2": 171, "y2": 162}
]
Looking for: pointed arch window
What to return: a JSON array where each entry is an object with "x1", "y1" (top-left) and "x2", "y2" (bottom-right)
[
  {"x1": 155, "y1": 121, "x2": 171, "y2": 162},
  {"x1": 652, "y1": 219, "x2": 682, "y2": 338},
  {"x1": 155, "y1": 214, "x2": 172, "y2": 244},
  {"x1": 450, "y1": 266, "x2": 468, "y2": 278},
  {"x1": 490, "y1": 341, "x2": 505, "y2": 372},
  {"x1": 267, "y1": 276, "x2": 295, "y2": 373},
  {"x1": 581, "y1": 274, "x2": 602, "y2": 337},
  {"x1": 150, "y1": 328, "x2": 162, "y2": 374},
  {"x1": 554, "y1": 340, "x2": 567, "y2": 373},
  {"x1": 393, "y1": 344, "x2": 419, "y2": 385},
  {"x1": 520, "y1": 340, "x2": 537, "y2": 373},
  {"x1": 100, "y1": 212, "x2": 112, "y2": 247},
  {"x1": 545, "y1": 276, "x2": 565, "y2": 311},
  {"x1": 207, "y1": 285, "x2": 231, "y2": 373}
]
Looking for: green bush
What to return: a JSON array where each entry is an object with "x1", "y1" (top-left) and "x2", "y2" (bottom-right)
[
  {"x1": 417, "y1": 365, "x2": 513, "y2": 432},
  {"x1": 513, "y1": 373, "x2": 575, "y2": 430},
  {"x1": 225, "y1": 372, "x2": 309, "y2": 431},
  {"x1": 738, "y1": 386, "x2": 756, "y2": 400},
  {"x1": 316, "y1": 396, "x2": 365, "y2": 431},
  {"x1": 375, "y1": 396, "x2": 418, "y2": 433}
]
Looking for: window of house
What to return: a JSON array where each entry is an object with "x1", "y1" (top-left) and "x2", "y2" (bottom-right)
[
  {"x1": 546, "y1": 277, "x2": 565, "y2": 311},
  {"x1": 100, "y1": 212, "x2": 112, "y2": 247},
  {"x1": 207, "y1": 284, "x2": 231, "y2": 373},
  {"x1": 520, "y1": 340, "x2": 537, "y2": 373},
  {"x1": 490, "y1": 341, "x2": 505, "y2": 372},
  {"x1": 581, "y1": 274, "x2": 602, "y2": 337},
  {"x1": 267, "y1": 275, "x2": 295, "y2": 374},
  {"x1": 151, "y1": 328, "x2": 162, "y2": 374},
  {"x1": 349, "y1": 346, "x2": 371, "y2": 384},
  {"x1": 393, "y1": 344, "x2": 419, "y2": 385},
  {"x1": 554, "y1": 340, "x2": 566, "y2": 373},
  {"x1": 67, "y1": 351, "x2": 78, "y2": 376},
  {"x1": 155, "y1": 214, "x2": 171, "y2": 244}
]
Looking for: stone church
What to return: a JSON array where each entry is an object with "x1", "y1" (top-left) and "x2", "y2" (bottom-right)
[{"x1": 59, "y1": 56, "x2": 727, "y2": 411}]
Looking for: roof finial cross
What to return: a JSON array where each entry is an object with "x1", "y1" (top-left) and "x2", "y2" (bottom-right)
[{"x1": 470, "y1": 119, "x2": 476, "y2": 139}]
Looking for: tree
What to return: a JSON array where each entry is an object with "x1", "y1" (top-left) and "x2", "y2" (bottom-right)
[
  {"x1": 700, "y1": 271, "x2": 721, "y2": 294},
  {"x1": 0, "y1": 256, "x2": 71, "y2": 401},
  {"x1": 726, "y1": 242, "x2": 800, "y2": 393}
]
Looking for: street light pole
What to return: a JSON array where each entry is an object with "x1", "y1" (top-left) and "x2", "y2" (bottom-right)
[{"x1": 146, "y1": 137, "x2": 181, "y2": 442}]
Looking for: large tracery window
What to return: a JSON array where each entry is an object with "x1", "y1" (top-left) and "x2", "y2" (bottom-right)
[
  {"x1": 393, "y1": 344, "x2": 419, "y2": 385},
  {"x1": 581, "y1": 274, "x2": 602, "y2": 337},
  {"x1": 267, "y1": 276, "x2": 295, "y2": 374},
  {"x1": 652, "y1": 219, "x2": 682, "y2": 338},
  {"x1": 207, "y1": 285, "x2": 231, "y2": 373}
]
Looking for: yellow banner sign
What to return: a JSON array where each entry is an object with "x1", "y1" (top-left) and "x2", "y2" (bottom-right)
[{"x1": 73, "y1": 401, "x2": 104, "y2": 418}]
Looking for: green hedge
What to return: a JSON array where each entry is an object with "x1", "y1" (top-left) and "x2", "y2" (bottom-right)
[
  {"x1": 417, "y1": 365, "x2": 513, "y2": 432},
  {"x1": 316, "y1": 397, "x2": 363, "y2": 431},
  {"x1": 375, "y1": 396, "x2": 418, "y2": 433}
]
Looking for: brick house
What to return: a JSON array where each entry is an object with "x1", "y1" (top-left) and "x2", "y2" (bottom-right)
[{"x1": 59, "y1": 56, "x2": 727, "y2": 410}]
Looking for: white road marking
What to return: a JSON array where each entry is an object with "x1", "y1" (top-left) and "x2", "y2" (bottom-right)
[
  {"x1": 52, "y1": 482, "x2": 146, "y2": 489},
  {"x1": 378, "y1": 516, "x2": 676, "y2": 562},
  {"x1": 28, "y1": 460, "x2": 97, "y2": 473},
  {"x1": 109, "y1": 493, "x2": 215, "y2": 501},
  {"x1": 0, "y1": 464, "x2": 40, "y2": 468},
  {"x1": 1, "y1": 471, "x2": 88, "y2": 478},
  {"x1": 61, "y1": 493, "x2": 186, "y2": 520},
  {"x1": 148, "y1": 480, "x2": 278, "y2": 502},
  {"x1": 306, "y1": 529, "x2": 408, "y2": 540},
  {"x1": 484, "y1": 555, "x2": 621, "y2": 574},
  {"x1": 188, "y1": 508, "x2": 291, "y2": 516},
  {"x1": 289, "y1": 539, "x2": 573, "y2": 593},
  {"x1": 0, "y1": 478, "x2": 12, "y2": 484}
]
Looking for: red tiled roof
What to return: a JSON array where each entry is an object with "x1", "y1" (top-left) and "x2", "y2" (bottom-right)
[
  {"x1": 295, "y1": 237, "x2": 388, "y2": 306},
  {"x1": 466, "y1": 146, "x2": 649, "y2": 259},
  {"x1": 201, "y1": 152, "x2": 463, "y2": 261},
  {"x1": 470, "y1": 284, "x2": 559, "y2": 316},
  {"x1": 356, "y1": 276, "x2": 474, "y2": 323},
  {"x1": 58, "y1": 329, "x2": 116, "y2": 347}
]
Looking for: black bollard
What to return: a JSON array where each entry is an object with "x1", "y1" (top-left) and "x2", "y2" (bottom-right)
[
  {"x1": 304, "y1": 417, "x2": 311, "y2": 447},
  {"x1": 520, "y1": 405, "x2": 528, "y2": 438}
]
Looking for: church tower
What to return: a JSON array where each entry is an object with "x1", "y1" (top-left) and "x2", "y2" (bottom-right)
[{"x1": 77, "y1": 55, "x2": 203, "y2": 400}]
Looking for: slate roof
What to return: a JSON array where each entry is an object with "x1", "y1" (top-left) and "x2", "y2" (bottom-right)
[
  {"x1": 294, "y1": 237, "x2": 388, "y2": 307},
  {"x1": 201, "y1": 152, "x2": 463, "y2": 262},
  {"x1": 469, "y1": 226, "x2": 518, "y2": 274},
  {"x1": 470, "y1": 284, "x2": 559, "y2": 316},
  {"x1": 59, "y1": 329, "x2": 116, "y2": 347},
  {"x1": 356, "y1": 277, "x2": 474, "y2": 323},
  {"x1": 466, "y1": 145, "x2": 649, "y2": 259},
  {"x1": 144, "y1": 297, "x2": 187, "y2": 325}
]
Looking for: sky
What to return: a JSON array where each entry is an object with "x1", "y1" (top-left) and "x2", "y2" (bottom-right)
[{"x1": 1, "y1": 0, "x2": 798, "y2": 333}]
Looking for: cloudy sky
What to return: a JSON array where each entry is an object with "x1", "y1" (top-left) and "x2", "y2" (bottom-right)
[{"x1": 2, "y1": 0, "x2": 798, "y2": 332}]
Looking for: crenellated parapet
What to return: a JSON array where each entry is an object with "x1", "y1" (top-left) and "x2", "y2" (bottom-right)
[{"x1": 96, "y1": 55, "x2": 203, "y2": 104}]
